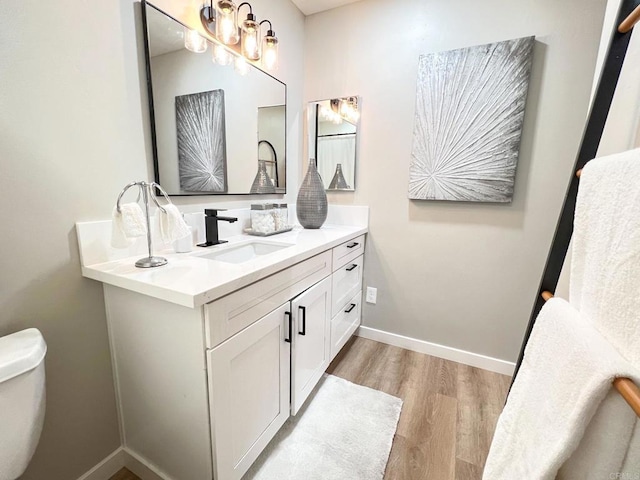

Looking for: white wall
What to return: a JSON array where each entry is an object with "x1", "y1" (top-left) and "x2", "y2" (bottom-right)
[
  {"x1": 0, "y1": 0, "x2": 304, "y2": 478},
  {"x1": 305, "y1": 0, "x2": 608, "y2": 362}
]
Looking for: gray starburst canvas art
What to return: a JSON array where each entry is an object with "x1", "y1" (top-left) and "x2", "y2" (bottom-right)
[
  {"x1": 176, "y1": 90, "x2": 228, "y2": 192},
  {"x1": 408, "y1": 36, "x2": 534, "y2": 202}
]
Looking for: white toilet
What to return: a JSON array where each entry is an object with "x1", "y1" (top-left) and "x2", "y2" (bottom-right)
[{"x1": 0, "y1": 328, "x2": 47, "y2": 480}]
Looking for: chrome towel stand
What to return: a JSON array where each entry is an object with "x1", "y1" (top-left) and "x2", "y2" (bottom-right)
[{"x1": 116, "y1": 181, "x2": 171, "y2": 268}]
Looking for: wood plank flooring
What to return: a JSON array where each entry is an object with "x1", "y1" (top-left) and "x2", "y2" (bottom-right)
[
  {"x1": 109, "y1": 337, "x2": 510, "y2": 480},
  {"x1": 326, "y1": 337, "x2": 511, "y2": 480}
]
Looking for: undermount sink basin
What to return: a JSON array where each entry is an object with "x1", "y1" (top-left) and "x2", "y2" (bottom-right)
[{"x1": 197, "y1": 241, "x2": 294, "y2": 264}]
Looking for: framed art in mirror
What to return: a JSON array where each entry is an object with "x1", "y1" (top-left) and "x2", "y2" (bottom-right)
[{"x1": 141, "y1": 1, "x2": 287, "y2": 196}]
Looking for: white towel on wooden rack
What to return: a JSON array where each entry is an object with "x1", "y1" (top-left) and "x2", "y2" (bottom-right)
[
  {"x1": 559, "y1": 149, "x2": 640, "y2": 478},
  {"x1": 484, "y1": 149, "x2": 640, "y2": 479},
  {"x1": 482, "y1": 299, "x2": 639, "y2": 479},
  {"x1": 111, "y1": 203, "x2": 147, "y2": 249}
]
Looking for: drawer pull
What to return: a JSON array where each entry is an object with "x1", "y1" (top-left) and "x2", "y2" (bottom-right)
[
  {"x1": 284, "y1": 311, "x2": 292, "y2": 343},
  {"x1": 347, "y1": 242, "x2": 359, "y2": 249},
  {"x1": 298, "y1": 306, "x2": 306, "y2": 335},
  {"x1": 344, "y1": 303, "x2": 357, "y2": 313},
  {"x1": 346, "y1": 264, "x2": 358, "y2": 272}
]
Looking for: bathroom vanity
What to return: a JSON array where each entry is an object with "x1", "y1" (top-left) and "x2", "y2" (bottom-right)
[{"x1": 76, "y1": 208, "x2": 367, "y2": 480}]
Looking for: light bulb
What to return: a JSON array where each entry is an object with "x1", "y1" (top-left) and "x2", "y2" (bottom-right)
[
  {"x1": 214, "y1": 44, "x2": 232, "y2": 66},
  {"x1": 184, "y1": 27, "x2": 207, "y2": 53},
  {"x1": 234, "y1": 55, "x2": 250, "y2": 75},
  {"x1": 242, "y1": 24, "x2": 260, "y2": 60},
  {"x1": 261, "y1": 33, "x2": 278, "y2": 71},
  {"x1": 215, "y1": 1, "x2": 239, "y2": 45}
]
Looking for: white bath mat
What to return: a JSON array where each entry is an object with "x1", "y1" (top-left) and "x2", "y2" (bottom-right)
[{"x1": 243, "y1": 374, "x2": 403, "y2": 480}]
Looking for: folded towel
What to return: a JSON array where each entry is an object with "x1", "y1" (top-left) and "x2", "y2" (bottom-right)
[
  {"x1": 111, "y1": 203, "x2": 147, "y2": 249},
  {"x1": 482, "y1": 299, "x2": 639, "y2": 479},
  {"x1": 158, "y1": 204, "x2": 191, "y2": 244}
]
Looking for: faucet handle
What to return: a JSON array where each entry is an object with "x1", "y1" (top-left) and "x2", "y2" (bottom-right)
[{"x1": 204, "y1": 208, "x2": 226, "y2": 217}]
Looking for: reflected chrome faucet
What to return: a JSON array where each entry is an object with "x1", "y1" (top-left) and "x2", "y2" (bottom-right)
[{"x1": 197, "y1": 209, "x2": 238, "y2": 247}]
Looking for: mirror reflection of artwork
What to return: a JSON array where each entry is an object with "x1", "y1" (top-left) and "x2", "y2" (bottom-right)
[
  {"x1": 308, "y1": 97, "x2": 360, "y2": 191},
  {"x1": 143, "y1": 1, "x2": 287, "y2": 196},
  {"x1": 176, "y1": 90, "x2": 227, "y2": 193},
  {"x1": 409, "y1": 36, "x2": 534, "y2": 202}
]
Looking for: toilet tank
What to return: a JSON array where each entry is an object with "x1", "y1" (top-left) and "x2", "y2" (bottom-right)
[{"x1": 0, "y1": 328, "x2": 47, "y2": 480}]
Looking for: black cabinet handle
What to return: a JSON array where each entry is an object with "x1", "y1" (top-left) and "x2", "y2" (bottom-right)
[
  {"x1": 346, "y1": 264, "x2": 357, "y2": 271},
  {"x1": 298, "y1": 306, "x2": 306, "y2": 335},
  {"x1": 347, "y1": 242, "x2": 359, "y2": 249},
  {"x1": 344, "y1": 303, "x2": 356, "y2": 313},
  {"x1": 284, "y1": 311, "x2": 292, "y2": 343}
]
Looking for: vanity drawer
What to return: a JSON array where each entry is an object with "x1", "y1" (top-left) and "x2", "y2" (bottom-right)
[
  {"x1": 204, "y1": 251, "x2": 332, "y2": 348},
  {"x1": 332, "y1": 234, "x2": 365, "y2": 271},
  {"x1": 331, "y1": 254, "x2": 363, "y2": 318},
  {"x1": 330, "y1": 291, "x2": 362, "y2": 361}
]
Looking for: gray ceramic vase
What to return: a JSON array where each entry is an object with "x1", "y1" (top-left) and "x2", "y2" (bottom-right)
[
  {"x1": 250, "y1": 160, "x2": 276, "y2": 194},
  {"x1": 328, "y1": 163, "x2": 350, "y2": 190},
  {"x1": 296, "y1": 159, "x2": 328, "y2": 229}
]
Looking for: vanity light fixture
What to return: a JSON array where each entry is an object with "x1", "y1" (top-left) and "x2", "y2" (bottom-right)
[
  {"x1": 327, "y1": 97, "x2": 359, "y2": 124},
  {"x1": 215, "y1": 0, "x2": 240, "y2": 45},
  {"x1": 239, "y1": 3, "x2": 260, "y2": 60},
  {"x1": 260, "y1": 20, "x2": 279, "y2": 71},
  {"x1": 213, "y1": 43, "x2": 233, "y2": 66},
  {"x1": 234, "y1": 55, "x2": 250, "y2": 75},
  {"x1": 183, "y1": 27, "x2": 208, "y2": 53},
  {"x1": 199, "y1": 1, "x2": 279, "y2": 71}
]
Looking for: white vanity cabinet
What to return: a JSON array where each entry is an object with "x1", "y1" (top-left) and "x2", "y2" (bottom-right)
[
  {"x1": 207, "y1": 302, "x2": 291, "y2": 480},
  {"x1": 206, "y1": 273, "x2": 332, "y2": 479},
  {"x1": 290, "y1": 276, "x2": 332, "y2": 415},
  {"x1": 99, "y1": 233, "x2": 365, "y2": 480}
]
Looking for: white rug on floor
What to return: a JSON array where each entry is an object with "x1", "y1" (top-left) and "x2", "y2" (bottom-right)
[{"x1": 244, "y1": 374, "x2": 403, "y2": 480}]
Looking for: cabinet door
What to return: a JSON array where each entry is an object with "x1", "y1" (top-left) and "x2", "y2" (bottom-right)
[
  {"x1": 291, "y1": 276, "x2": 332, "y2": 415},
  {"x1": 207, "y1": 302, "x2": 291, "y2": 480}
]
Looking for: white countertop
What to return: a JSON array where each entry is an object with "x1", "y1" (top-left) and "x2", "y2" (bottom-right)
[{"x1": 81, "y1": 225, "x2": 367, "y2": 308}]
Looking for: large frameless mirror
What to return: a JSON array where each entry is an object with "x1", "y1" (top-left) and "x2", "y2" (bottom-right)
[
  {"x1": 307, "y1": 96, "x2": 360, "y2": 192},
  {"x1": 142, "y1": 1, "x2": 287, "y2": 195}
]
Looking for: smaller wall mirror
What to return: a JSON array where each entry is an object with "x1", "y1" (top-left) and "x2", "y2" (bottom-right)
[{"x1": 307, "y1": 96, "x2": 360, "y2": 191}]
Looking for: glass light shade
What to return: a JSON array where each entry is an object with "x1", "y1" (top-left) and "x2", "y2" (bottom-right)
[
  {"x1": 184, "y1": 27, "x2": 207, "y2": 53},
  {"x1": 234, "y1": 55, "x2": 250, "y2": 75},
  {"x1": 215, "y1": 0, "x2": 240, "y2": 45},
  {"x1": 262, "y1": 35, "x2": 278, "y2": 71},
  {"x1": 241, "y1": 18, "x2": 261, "y2": 60},
  {"x1": 213, "y1": 44, "x2": 232, "y2": 66}
]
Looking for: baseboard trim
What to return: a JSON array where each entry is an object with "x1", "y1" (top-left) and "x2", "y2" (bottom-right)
[
  {"x1": 124, "y1": 448, "x2": 170, "y2": 480},
  {"x1": 76, "y1": 448, "x2": 126, "y2": 480},
  {"x1": 76, "y1": 447, "x2": 172, "y2": 480},
  {"x1": 356, "y1": 326, "x2": 515, "y2": 376}
]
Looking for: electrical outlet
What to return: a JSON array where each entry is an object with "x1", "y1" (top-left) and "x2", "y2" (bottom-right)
[{"x1": 366, "y1": 287, "x2": 377, "y2": 304}]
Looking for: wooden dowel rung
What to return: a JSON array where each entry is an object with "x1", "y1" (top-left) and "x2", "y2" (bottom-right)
[
  {"x1": 540, "y1": 291, "x2": 640, "y2": 418},
  {"x1": 613, "y1": 378, "x2": 640, "y2": 417},
  {"x1": 619, "y1": 5, "x2": 640, "y2": 33},
  {"x1": 541, "y1": 290, "x2": 554, "y2": 301}
]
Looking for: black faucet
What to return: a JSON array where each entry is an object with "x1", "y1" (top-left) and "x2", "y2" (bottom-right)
[{"x1": 197, "y1": 209, "x2": 238, "y2": 247}]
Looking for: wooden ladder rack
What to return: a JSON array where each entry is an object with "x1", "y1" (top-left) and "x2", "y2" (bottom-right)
[{"x1": 512, "y1": 0, "x2": 640, "y2": 418}]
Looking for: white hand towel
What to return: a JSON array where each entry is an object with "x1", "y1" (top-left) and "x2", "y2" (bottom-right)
[
  {"x1": 482, "y1": 298, "x2": 639, "y2": 480},
  {"x1": 558, "y1": 149, "x2": 640, "y2": 478},
  {"x1": 111, "y1": 203, "x2": 147, "y2": 249},
  {"x1": 158, "y1": 204, "x2": 191, "y2": 244}
]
